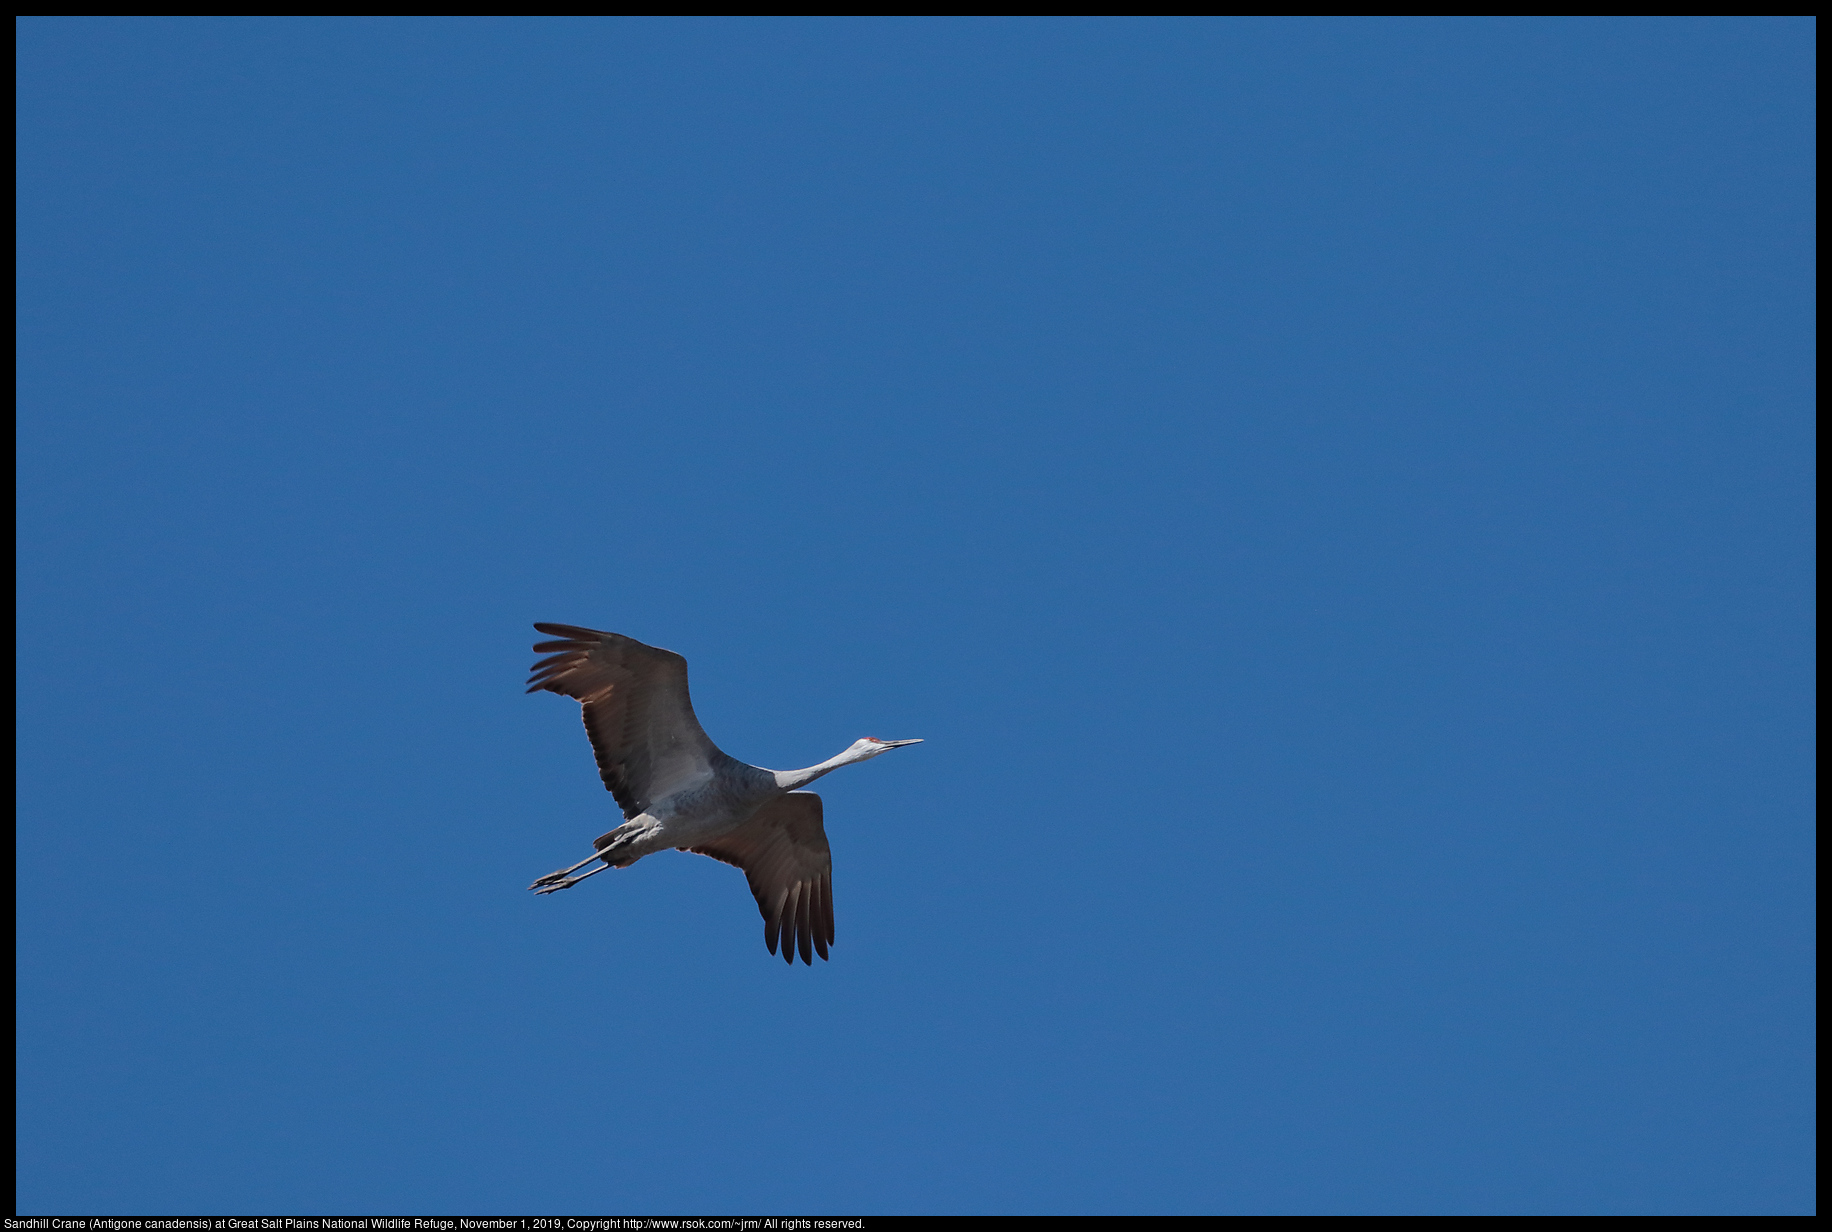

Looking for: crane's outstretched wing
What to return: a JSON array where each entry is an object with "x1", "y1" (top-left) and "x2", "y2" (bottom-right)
[
  {"x1": 526, "y1": 623, "x2": 726, "y2": 820},
  {"x1": 690, "y1": 792, "x2": 835, "y2": 965}
]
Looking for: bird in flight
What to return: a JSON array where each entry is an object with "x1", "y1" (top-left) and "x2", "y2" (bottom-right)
[{"x1": 524, "y1": 623, "x2": 922, "y2": 965}]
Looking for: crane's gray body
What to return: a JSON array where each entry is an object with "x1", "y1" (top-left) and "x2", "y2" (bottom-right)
[{"x1": 591, "y1": 753, "x2": 846, "y2": 867}]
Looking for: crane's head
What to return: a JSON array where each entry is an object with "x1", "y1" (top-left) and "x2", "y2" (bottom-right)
[{"x1": 845, "y1": 736, "x2": 923, "y2": 763}]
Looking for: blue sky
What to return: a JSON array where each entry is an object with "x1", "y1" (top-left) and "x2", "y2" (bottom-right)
[{"x1": 16, "y1": 17, "x2": 1815, "y2": 1215}]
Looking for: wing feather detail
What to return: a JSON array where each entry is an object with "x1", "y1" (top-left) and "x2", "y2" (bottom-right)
[
  {"x1": 526, "y1": 623, "x2": 726, "y2": 819},
  {"x1": 689, "y1": 792, "x2": 835, "y2": 967}
]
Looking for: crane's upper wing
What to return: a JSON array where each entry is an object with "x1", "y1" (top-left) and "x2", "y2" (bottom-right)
[
  {"x1": 689, "y1": 792, "x2": 834, "y2": 966},
  {"x1": 526, "y1": 623, "x2": 726, "y2": 819}
]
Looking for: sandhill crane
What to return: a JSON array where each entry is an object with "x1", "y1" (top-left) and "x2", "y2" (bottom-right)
[{"x1": 524, "y1": 623, "x2": 921, "y2": 965}]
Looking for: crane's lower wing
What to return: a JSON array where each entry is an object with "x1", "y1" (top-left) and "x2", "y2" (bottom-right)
[
  {"x1": 526, "y1": 623, "x2": 726, "y2": 819},
  {"x1": 689, "y1": 792, "x2": 834, "y2": 966}
]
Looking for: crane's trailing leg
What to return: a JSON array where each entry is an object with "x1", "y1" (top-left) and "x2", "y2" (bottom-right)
[
  {"x1": 531, "y1": 861, "x2": 612, "y2": 894},
  {"x1": 528, "y1": 821, "x2": 649, "y2": 892},
  {"x1": 528, "y1": 849, "x2": 610, "y2": 890}
]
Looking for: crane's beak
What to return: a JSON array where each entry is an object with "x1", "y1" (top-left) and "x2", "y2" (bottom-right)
[{"x1": 880, "y1": 738, "x2": 924, "y2": 748}]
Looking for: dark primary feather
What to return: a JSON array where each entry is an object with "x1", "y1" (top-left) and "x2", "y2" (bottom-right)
[
  {"x1": 690, "y1": 792, "x2": 835, "y2": 966},
  {"x1": 526, "y1": 623, "x2": 725, "y2": 820}
]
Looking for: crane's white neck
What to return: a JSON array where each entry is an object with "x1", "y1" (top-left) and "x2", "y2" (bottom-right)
[{"x1": 773, "y1": 741, "x2": 883, "y2": 792}]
